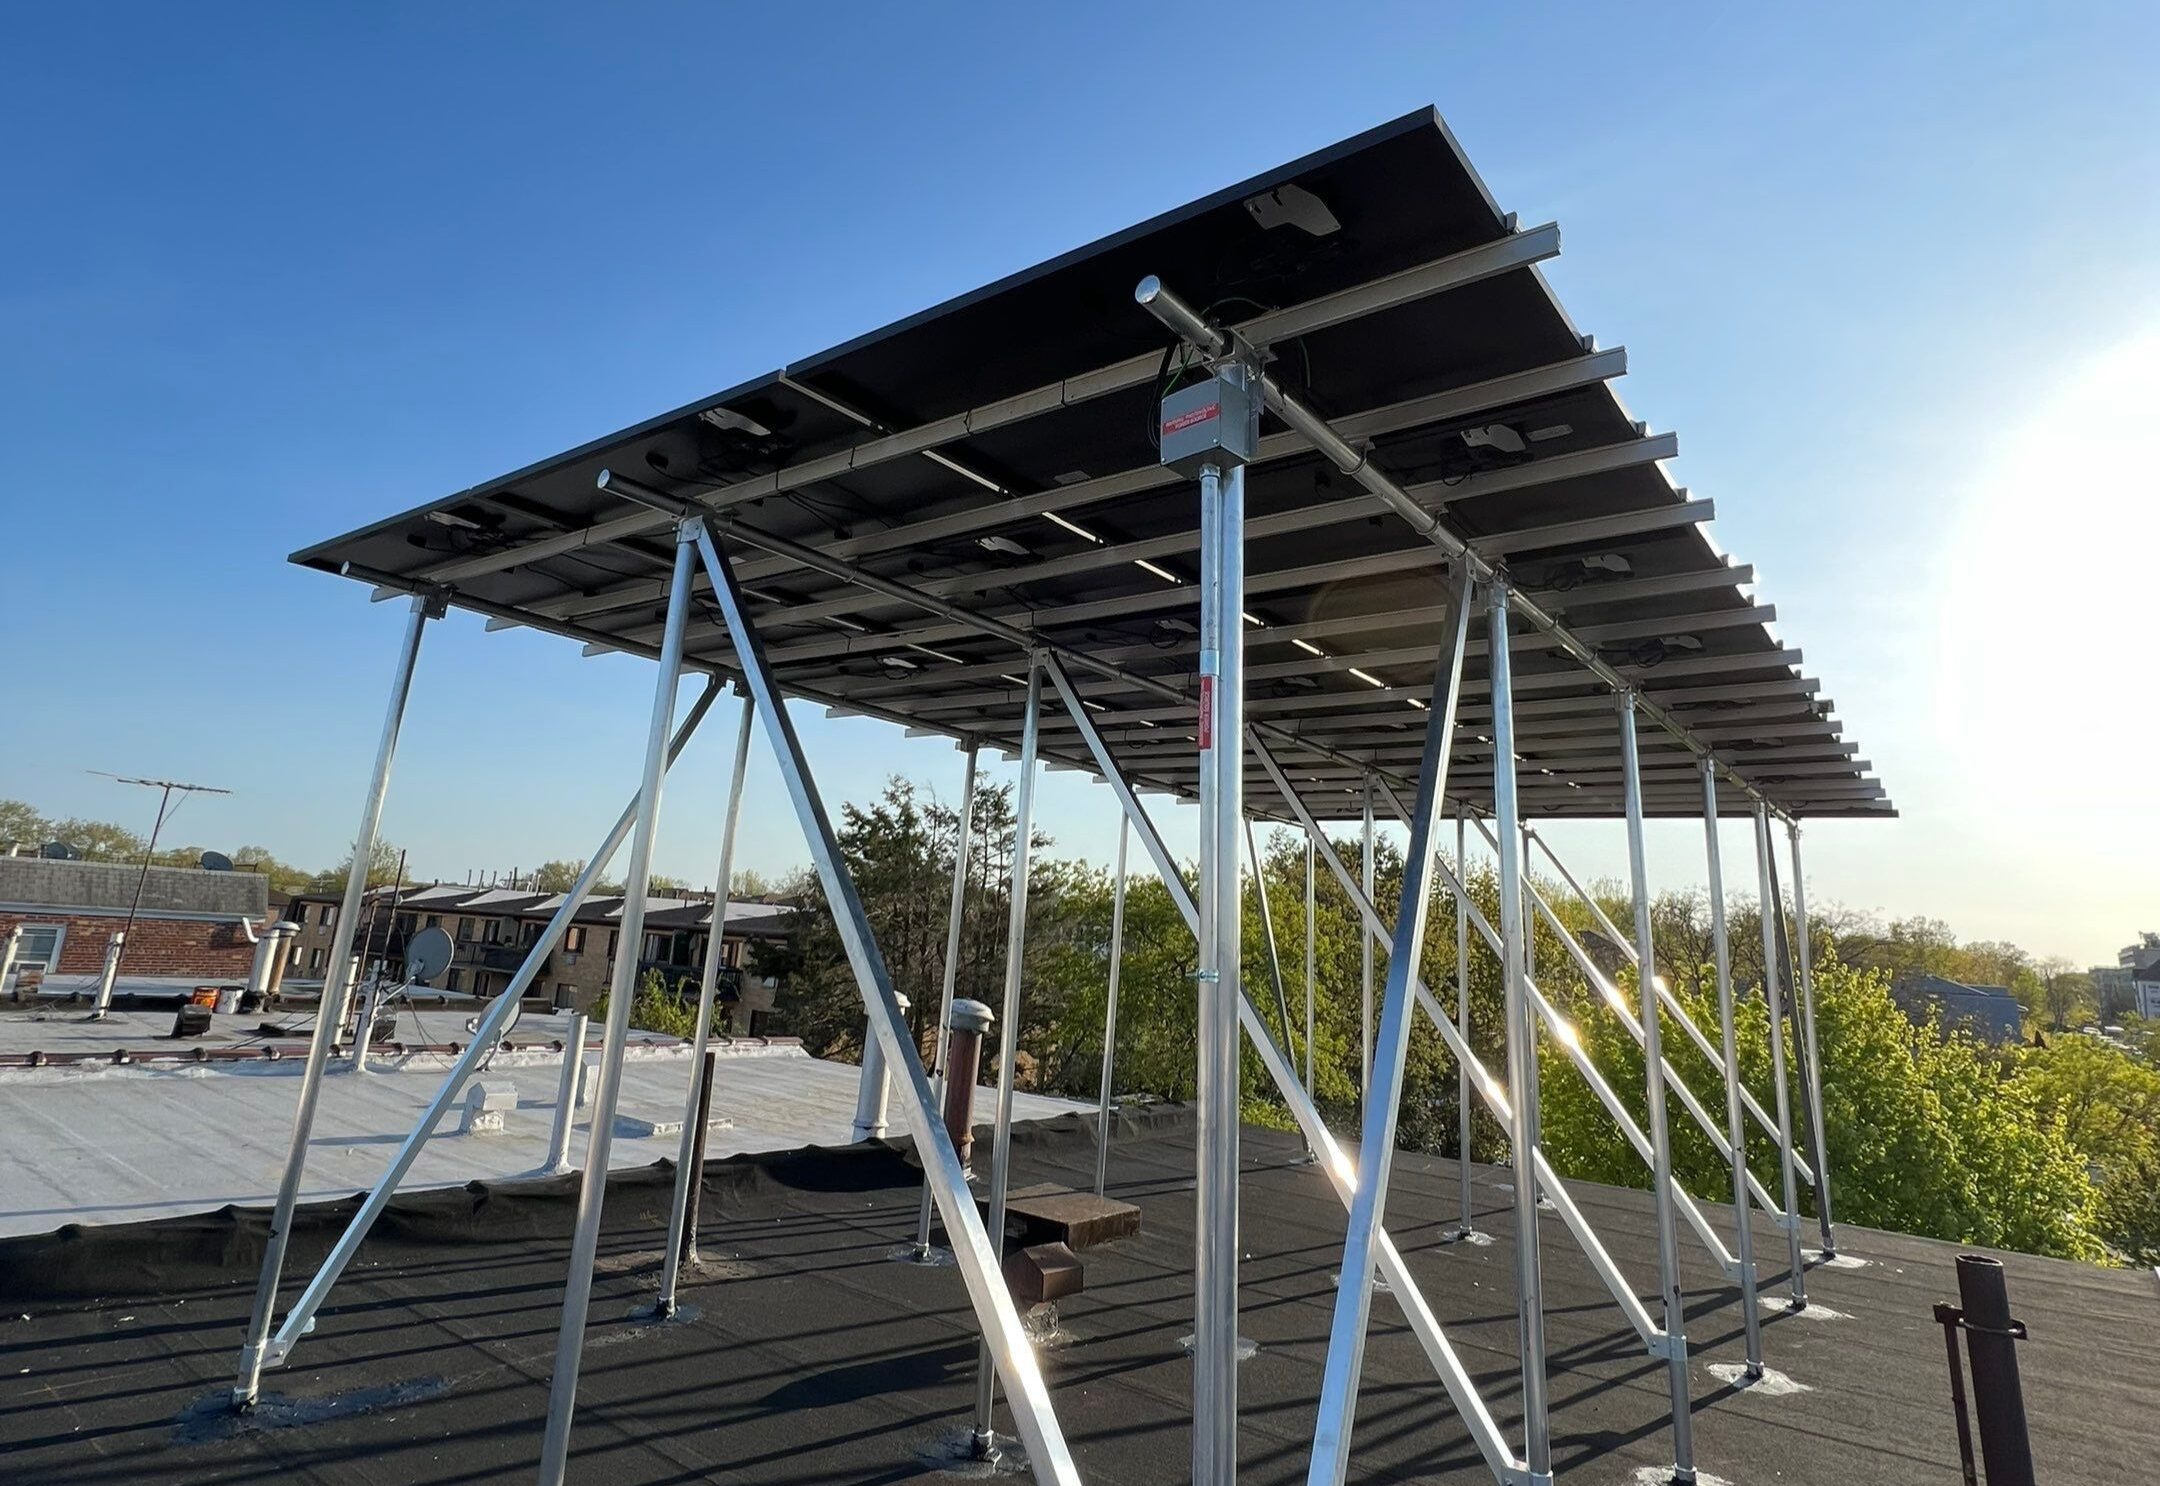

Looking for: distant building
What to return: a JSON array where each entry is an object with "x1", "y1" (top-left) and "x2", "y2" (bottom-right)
[
  {"x1": 2134, "y1": 964, "x2": 2160, "y2": 1022},
  {"x1": 2090, "y1": 933, "x2": 2159, "y2": 1022},
  {"x1": 281, "y1": 881, "x2": 795, "y2": 1023},
  {"x1": 1, "y1": 856, "x2": 269, "y2": 991},
  {"x1": 1891, "y1": 973, "x2": 2025, "y2": 1043}
]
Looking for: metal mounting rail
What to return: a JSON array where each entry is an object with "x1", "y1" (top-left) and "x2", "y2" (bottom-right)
[
  {"x1": 1523, "y1": 826, "x2": 1812, "y2": 1182},
  {"x1": 1041, "y1": 652, "x2": 1525, "y2": 1485},
  {"x1": 1135, "y1": 272, "x2": 1797, "y2": 827},
  {"x1": 1252, "y1": 733, "x2": 1663, "y2": 1351}
]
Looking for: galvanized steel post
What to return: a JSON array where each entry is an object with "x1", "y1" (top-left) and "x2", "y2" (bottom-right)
[
  {"x1": 914, "y1": 741, "x2": 981, "y2": 1256},
  {"x1": 1753, "y1": 801, "x2": 1809, "y2": 1308},
  {"x1": 535, "y1": 521, "x2": 698, "y2": 1486},
  {"x1": 1491, "y1": 575, "x2": 1551, "y2": 1479},
  {"x1": 1620, "y1": 695, "x2": 1695, "y2": 1480},
  {"x1": 973, "y1": 660, "x2": 1042, "y2": 1455},
  {"x1": 234, "y1": 589, "x2": 433, "y2": 1408},
  {"x1": 658, "y1": 696, "x2": 756, "y2": 1313},
  {"x1": 1094, "y1": 813, "x2": 1130, "y2": 1197}
]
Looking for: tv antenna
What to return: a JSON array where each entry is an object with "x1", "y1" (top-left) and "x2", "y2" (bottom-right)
[{"x1": 86, "y1": 773, "x2": 233, "y2": 1014}]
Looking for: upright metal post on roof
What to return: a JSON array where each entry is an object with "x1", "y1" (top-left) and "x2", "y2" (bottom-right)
[
  {"x1": 1247, "y1": 815, "x2": 1298, "y2": 1058},
  {"x1": 1195, "y1": 420, "x2": 1248, "y2": 1486},
  {"x1": 1307, "y1": 563, "x2": 1472, "y2": 1486},
  {"x1": 536, "y1": 520, "x2": 698, "y2": 1486},
  {"x1": 1094, "y1": 813, "x2": 1130, "y2": 1197},
  {"x1": 973, "y1": 658, "x2": 1042, "y2": 1458},
  {"x1": 1753, "y1": 801, "x2": 1808, "y2": 1309},
  {"x1": 241, "y1": 680, "x2": 722, "y2": 1380},
  {"x1": 1620, "y1": 695, "x2": 1696, "y2": 1482},
  {"x1": 915, "y1": 740, "x2": 981, "y2": 1257},
  {"x1": 689, "y1": 520, "x2": 1079, "y2": 1485},
  {"x1": 1702, "y1": 763, "x2": 1764, "y2": 1374},
  {"x1": 1303, "y1": 829, "x2": 1317, "y2": 1163},
  {"x1": 1455, "y1": 805, "x2": 1475, "y2": 1235},
  {"x1": 1360, "y1": 774, "x2": 1376, "y2": 1092},
  {"x1": 1526, "y1": 819, "x2": 1811, "y2": 1201},
  {"x1": 658, "y1": 694, "x2": 756, "y2": 1315},
  {"x1": 1491, "y1": 576, "x2": 1552, "y2": 1480},
  {"x1": 234, "y1": 588, "x2": 435, "y2": 1409},
  {"x1": 1043, "y1": 648, "x2": 1524, "y2": 1486},
  {"x1": 1786, "y1": 819, "x2": 1835, "y2": 1255}
]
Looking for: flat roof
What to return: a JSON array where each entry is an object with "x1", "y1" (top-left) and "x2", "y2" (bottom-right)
[
  {"x1": 0, "y1": 1007, "x2": 1080, "y2": 1237},
  {"x1": 4, "y1": 1114, "x2": 2140, "y2": 1482},
  {"x1": 293, "y1": 109, "x2": 1887, "y2": 821}
]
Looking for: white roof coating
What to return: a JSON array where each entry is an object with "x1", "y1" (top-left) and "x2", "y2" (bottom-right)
[{"x1": 0, "y1": 1009, "x2": 1084, "y2": 1238}]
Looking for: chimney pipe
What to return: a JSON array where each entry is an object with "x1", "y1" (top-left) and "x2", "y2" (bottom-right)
[
  {"x1": 852, "y1": 992, "x2": 910, "y2": 1141},
  {"x1": 90, "y1": 932, "x2": 125, "y2": 1020},
  {"x1": 941, "y1": 998, "x2": 995, "y2": 1173},
  {"x1": 1956, "y1": 1254, "x2": 2036, "y2": 1486}
]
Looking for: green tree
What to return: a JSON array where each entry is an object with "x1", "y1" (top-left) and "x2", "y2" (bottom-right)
[
  {"x1": 0, "y1": 799, "x2": 47, "y2": 850},
  {"x1": 530, "y1": 859, "x2": 585, "y2": 892},
  {"x1": 307, "y1": 837, "x2": 406, "y2": 892}
]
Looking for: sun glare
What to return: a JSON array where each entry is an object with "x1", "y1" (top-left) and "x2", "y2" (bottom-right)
[{"x1": 1936, "y1": 329, "x2": 2160, "y2": 827}]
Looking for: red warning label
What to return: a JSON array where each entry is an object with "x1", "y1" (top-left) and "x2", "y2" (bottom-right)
[
  {"x1": 1197, "y1": 675, "x2": 1215, "y2": 749},
  {"x1": 1162, "y1": 401, "x2": 1221, "y2": 437}
]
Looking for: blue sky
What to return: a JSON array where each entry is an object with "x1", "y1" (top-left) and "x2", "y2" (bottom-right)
[{"x1": 4, "y1": 4, "x2": 2154, "y2": 962}]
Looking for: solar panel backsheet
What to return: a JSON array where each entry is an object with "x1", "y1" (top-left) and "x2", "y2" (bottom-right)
[{"x1": 293, "y1": 109, "x2": 1887, "y2": 820}]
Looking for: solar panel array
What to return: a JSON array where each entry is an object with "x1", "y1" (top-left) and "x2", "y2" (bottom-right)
[{"x1": 295, "y1": 109, "x2": 1886, "y2": 820}]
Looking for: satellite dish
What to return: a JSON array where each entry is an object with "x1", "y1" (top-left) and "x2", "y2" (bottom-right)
[
  {"x1": 40, "y1": 842, "x2": 80, "y2": 860},
  {"x1": 200, "y1": 850, "x2": 234, "y2": 872},
  {"x1": 404, "y1": 926, "x2": 455, "y2": 985}
]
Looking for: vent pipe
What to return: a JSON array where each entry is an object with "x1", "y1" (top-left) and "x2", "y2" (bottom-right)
[{"x1": 942, "y1": 998, "x2": 995, "y2": 1173}]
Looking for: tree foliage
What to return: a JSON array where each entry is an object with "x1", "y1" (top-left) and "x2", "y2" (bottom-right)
[{"x1": 759, "y1": 777, "x2": 2153, "y2": 1266}]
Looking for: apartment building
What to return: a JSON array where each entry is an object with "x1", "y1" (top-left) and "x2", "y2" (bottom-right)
[{"x1": 283, "y1": 881, "x2": 794, "y2": 1024}]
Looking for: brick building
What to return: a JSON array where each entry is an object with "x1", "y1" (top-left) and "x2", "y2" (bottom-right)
[
  {"x1": 1, "y1": 856, "x2": 270, "y2": 990},
  {"x1": 282, "y1": 881, "x2": 794, "y2": 1022}
]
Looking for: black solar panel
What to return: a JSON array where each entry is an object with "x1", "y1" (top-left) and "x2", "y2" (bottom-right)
[{"x1": 292, "y1": 108, "x2": 1886, "y2": 820}]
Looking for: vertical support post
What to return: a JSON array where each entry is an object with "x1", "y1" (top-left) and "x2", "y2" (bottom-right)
[
  {"x1": 535, "y1": 522, "x2": 697, "y2": 1486},
  {"x1": 1, "y1": 925, "x2": 19, "y2": 996},
  {"x1": 1455, "y1": 806, "x2": 1475, "y2": 1234},
  {"x1": 1246, "y1": 816, "x2": 1298, "y2": 1057},
  {"x1": 1701, "y1": 765, "x2": 1764, "y2": 1373},
  {"x1": 692, "y1": 523, "x2": 1078, "y2": 1484},
  {"x1": 92, "y1": 932, "x2": 123, "y2": 1017},
  {"x1": 658, "y1": 696, "x2": 756, "y2": 1314},
  {"x1": 854, "y1": 994, "x2": 909, "y2": 1139},
  {"x1": 1490, "y1": 575, "x2": 1551, "y2": 1480},
  {"x1": 1786, "y1": 820, "x2": 1835, "y2": 1254},
  {"x1": 915, "y1": 742, "x2": 982, "y2": 1256},
  {"x1": 1303, "y1": 830, "x2": 1317, "y2": 1162},
  {"x1": 544, "y1": 1013, "x2": 589, "y2": 1175},
  {"x1": 234, "y1": 590, "x2": 432, "y2": 1408},
  {"x1": 1753, "y1": 802, "x2": 1808, "y2": 1308},
  {"x1": 1620, "y1": 697, "x2": 1695, "y2": 1481},
  {"x1": 1306, "y1": 563, "x2": 1472, "y2": 1486},
  {"x1": 973, "y1": 660, "x2": 1043, "y2": 1455},
  {"x1": 1360, "y1": 774, "x2": 1376, "y2": 1093},
  {"x1": 1193, "y1": 440, "x2": 1246, "y2": 1486},
  {"x1": 678, "y1": 1049, "x2": 717, "y2": 1261},
  {"x1": 1094, "y1": 814, "x2": 1131, "y2": 1197}
]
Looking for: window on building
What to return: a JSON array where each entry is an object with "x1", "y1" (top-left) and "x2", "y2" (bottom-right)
[
  {"x1": 10, "y1": 923, "x2": 67, "y2": 973},
  {"x1": 310, "y1": 948, "x2": 325, "y2": 971},
  {"x1": 483, "y1": 919, "x2": 502, "y2": 945},
  {"x1": 424, "y1": 914, "x2": 441, "y2": 929},
  {"x1": 606, "y1": 930, "x2": 618, "y2": 957},
  {"x1": 643, "y1": 932, "x2": 666, "y2": 961},
  {"x1": 322, "y1": 904, "x2": 337, "y2": 930},
  {"x1": 455, "y1": 917, "x2": 471, "y2": 941},
  {"x1": 448, "y1": 969, "x2": 462, "y2": 992},
  {"x1": 565, "y1": 926, "x2": 587, "y2": 953},
  {"x1": 554, "y1": 982, "x2": 574, "y2": 1009}
]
